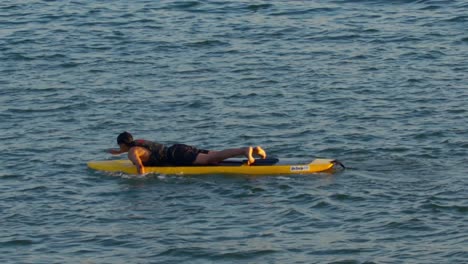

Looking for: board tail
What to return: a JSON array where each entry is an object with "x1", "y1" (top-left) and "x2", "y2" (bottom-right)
[{"x1": 332, "y1": 160, "x2": 346, "y2": 169}]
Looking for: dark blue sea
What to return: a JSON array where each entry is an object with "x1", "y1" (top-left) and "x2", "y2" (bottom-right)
[{"x1": 1, "y1": 1, "x2": 467, "y2": 263}]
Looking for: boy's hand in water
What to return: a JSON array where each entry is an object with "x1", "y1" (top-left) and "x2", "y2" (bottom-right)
[{"x1": 108, "y1": 149, "x2": 123, "y2": 155}]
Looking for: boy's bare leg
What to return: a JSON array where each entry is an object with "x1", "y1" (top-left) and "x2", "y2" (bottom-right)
[{"x1": 193, "y1": 147, "x2": 255, "y2": 165}]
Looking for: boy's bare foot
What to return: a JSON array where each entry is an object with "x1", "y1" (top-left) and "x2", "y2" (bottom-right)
[
  {"x1": 254, "y1": 146, "x2": 267, "y2": 159},
  {"x1": 246, "y1": 146, "x2": 255, "y2": 165}
]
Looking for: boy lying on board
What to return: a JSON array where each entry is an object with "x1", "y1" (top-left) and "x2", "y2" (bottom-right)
[{"x1": 109, "y1": 132, "x2": 267, "y2": 174}]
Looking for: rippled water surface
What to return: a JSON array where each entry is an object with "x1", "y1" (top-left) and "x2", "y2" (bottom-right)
[{"x1": 1, "y1": 0, "x2": 467, "y2": 263}]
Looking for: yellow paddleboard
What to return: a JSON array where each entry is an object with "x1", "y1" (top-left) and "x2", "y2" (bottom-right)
[{"x1": 87, "y1": 158, "x2": 343, "y2": 175}]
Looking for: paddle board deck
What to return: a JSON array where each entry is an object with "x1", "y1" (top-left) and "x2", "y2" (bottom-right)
[{"x1": 87, "y1": 158, "x2": 343, "y2": 175}]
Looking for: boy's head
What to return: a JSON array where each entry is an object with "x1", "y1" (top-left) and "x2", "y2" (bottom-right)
[{"x1": 117, "y1": 131, "x2": 133, "y2": 146}]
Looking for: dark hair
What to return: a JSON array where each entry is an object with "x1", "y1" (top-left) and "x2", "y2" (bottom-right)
[{"x1": 117, "y1": 131, "x2": 134, "y2": 146}]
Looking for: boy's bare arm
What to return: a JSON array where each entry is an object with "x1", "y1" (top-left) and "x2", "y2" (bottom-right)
[{"x1": 128, "y1": 148, "x2": 146, "y2": 174}]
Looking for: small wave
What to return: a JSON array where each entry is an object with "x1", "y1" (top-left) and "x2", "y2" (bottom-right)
[
  {"x1": 246, "y1": 4, "x2": 273, "y2": 12},
  {"x1": 5, "y1": 38, "x2": 37, "y2": 45},
  {"x1": 329, "y1": 260, "x2": 368, "y2": 264},
  {"x1": 420, "y1": 201, "x2": 468, "y2": 213},
  {"x1": 311, "y1": 200, "x2": 333, "y2": 209},
  {"x1": 227, "y1": 92, "x2": 259, "y2": 99},
  {"x1": 276, "y1": 208, "x2": 311, "y2": 223},
  {"x1": 334, "y1": 0, "x2": 421, "y2": 4},
  {"x1": 1, "y1": 4, "x2": 20, "y2": 10},
  {"x1": 21, "y1": 185, "x2": 48, "y2": 192},
  {"x1": 383, "y1": 217, "x2": 433, "y2": 231},
  {"x1": 7, "y1": 103, "x2": 87, "y2": 114},
  {"x1": 0, "y1": 239, "x2": 35, "y2": 247},
  {"x1": 329, "y1": 193, "x2": 366, "y2": 202},
  {"x1": 458, "y1": 36, "x2": 468, "y2": 43},
  {"x1": 444, "y1": 15, "x2": 468, "y2": 23},
  {"x1": 288, "y1": 193, "x2": 317, "y2": 203},
  {"x1": 309, "y1": 248, "x2": 371, "y2": 256},
  {"x1": 0, "y1": 20, "x2": 31, "y2": 26},
  {"x1": 0, "y1": 172, "x2": 19, "y2": 179},
  {"x1": 174, "y1": 68, "x2": 218, "y2": 75},
  {"x1": 277, "y1": 176, "x2": 291, "y2": 181},
  {"x1": 38, "y1": 14, "x2": 65, "y2": 21},
  {"x1": 185, "y1": 40, "x2": 230, "y2": 48},
  {"x1": 211, "y1": 249, "x2": 279, "y2": 260},
  {"x1": 101, "y1": 170, "x2": 174, "y2": 182},
  {"x1": 318, "y1": 34, "x2": 363, "y2": 42},
  {"x1": 104, "y1": 171, "x2": 143, "y2": 179},
  {"x1": 271, "y1": 7, "x2": 337, "y2": 17},
  {"x1": 4, "y1": 52, "x2": 35, "y2": 61},
  {"x1": 420, "y1": 5, "x2": 442, "y2": 11},
  {"x1": 59, "y1": 62, "x2": 81, "y2": 68},
  {"x1": 163, "y1": 1, "x2": 201, "y2": 10}
]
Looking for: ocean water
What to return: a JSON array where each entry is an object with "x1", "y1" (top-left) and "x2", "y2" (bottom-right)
[{"x1": 1, "y1": 0, "x2": 467, "y2": 263}]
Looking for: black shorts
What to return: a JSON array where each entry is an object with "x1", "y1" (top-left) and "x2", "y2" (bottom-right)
[{"x1": 166, "y1": 144, "x2": 209, "y2": 165}]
